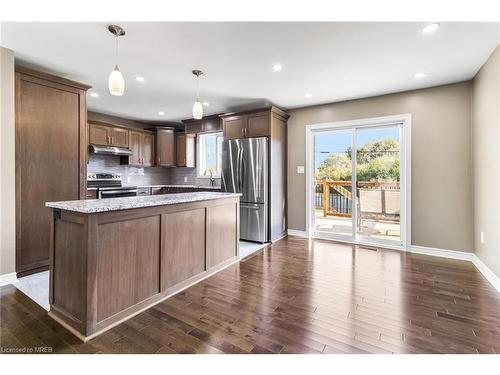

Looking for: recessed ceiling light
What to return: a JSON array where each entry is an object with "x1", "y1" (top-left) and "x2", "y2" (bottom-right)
[
  {"x1": 89, "y1": 92, "x2": 99, "y2": 98},
  {"x1": 423, "y1": 23, "x2": 440, "y2": 34},
  {"x1": 202, "y1": 102, "x2": 210, "y2": 107},
  {"x1": 305, "y1": 93, "x2": 313, "y2": 98},
  {"x1": 158, "y1": 111, "x2": 165, "y2": 116},
  {"x1": 135, "y1": 76, "x2": 145, "y2": 82},
  {"x1": 414, "y1": 72, "x2": 425, "y2": 79},
  {"x1": 272, "y1": 63, "x2": 283, "y2": 72}
]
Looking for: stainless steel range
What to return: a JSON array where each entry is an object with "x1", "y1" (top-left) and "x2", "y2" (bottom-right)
[{"x1": 87, "y1": 173, "x2": 138, "y2": 199}]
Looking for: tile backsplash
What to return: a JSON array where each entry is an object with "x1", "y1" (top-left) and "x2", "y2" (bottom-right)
[{"x1": 88, "y1": 155, "x2": 221, "y2": 187}]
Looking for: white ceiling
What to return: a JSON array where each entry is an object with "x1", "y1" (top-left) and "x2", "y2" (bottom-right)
[{"x1": 1, "y1": 22, "x2": 499, "y2": 122}]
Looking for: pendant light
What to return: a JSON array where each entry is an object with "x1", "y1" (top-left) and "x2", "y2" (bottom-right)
[
  {"x1": 108, "y1": 25, "x2": 125, "y2": 96},
  {"x1": 192, "y1": 70, "x2": 204, "y2": 119}
]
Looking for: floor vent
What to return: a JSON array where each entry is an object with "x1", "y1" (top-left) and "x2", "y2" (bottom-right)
[{"x1": 357, "y1": 245, "x2": 379, "y2": 252}]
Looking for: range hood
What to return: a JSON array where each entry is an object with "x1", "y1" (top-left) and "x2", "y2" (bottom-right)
[{"x1": 89, "y1": 144, "x2": 133, "y2": 156}]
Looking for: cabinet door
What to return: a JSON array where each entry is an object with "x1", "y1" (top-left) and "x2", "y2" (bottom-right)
[
  {"x1": 110, "y1": 126, "x2": 129, "y2": 147},
  {"x1": 128, "y1": 130, "x2": 142, "y2": 166},
  {"x1": 185, "y1": 121, "x2": 203, "y2": 134},
  {"x1": 156, "y1": 129, "x2": 175, "y2": 167},
  {"x1": 142, "y1": 133, "x2": 155, "y2": 167},
  {"x1": 161, "y1": 209, "x2": 206, "y2": 290},
  {"x1": 202, "y1": 118, "x2": 221, "y2": 132},
  {"x1": 206, "y1": 202, "x2": 238, "y2": 268},
  {"x1": 247, "y1": 111, "x2": 270, "y2": 137},
  {"x1": 223, "y1": 115, "x2": 246, "y2": 140},
  {"x1": 89, "y1": 123, "x2": 110, "y2": 145},
  {"x1": 175, "y1": 134, "x2": 187, "y2": 167}
]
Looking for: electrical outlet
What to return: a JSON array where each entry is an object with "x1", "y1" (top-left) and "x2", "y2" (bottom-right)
[
  {"x1": 297, "y1": 166, "x2": 305, "y2": 174},
  {"x1": 184, "y1": 177, "x2": 188, "y2": 183},
  {"x1": 480, "y1": 231, "x2": 485, "y2": 244}
]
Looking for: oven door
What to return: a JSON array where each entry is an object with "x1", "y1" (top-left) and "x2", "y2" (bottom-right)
[{"x1": 98, "y1": 188, "x2": 138, "y2": 199}]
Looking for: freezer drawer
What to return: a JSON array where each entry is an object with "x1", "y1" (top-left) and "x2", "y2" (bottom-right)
[{"x1": 240, "y1": 202, "x2": 268, "y2": 243}]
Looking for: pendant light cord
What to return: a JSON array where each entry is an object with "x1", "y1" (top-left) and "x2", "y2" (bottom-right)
[
  {"x1": 115, "y1": 34, "x2": 118, "y2": 65},
  {"x1": 196, "y1": 73, "x2": 200, "y2": 101}
]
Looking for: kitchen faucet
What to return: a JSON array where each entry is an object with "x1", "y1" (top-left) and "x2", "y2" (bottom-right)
[{"x1": 204, "y1": 169, "x2": 215, "y2": 187}]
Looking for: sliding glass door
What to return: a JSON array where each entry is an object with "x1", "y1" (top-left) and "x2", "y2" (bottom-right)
[{"x1": 310, "y1": 117, "x2": 406, "y2": 249}]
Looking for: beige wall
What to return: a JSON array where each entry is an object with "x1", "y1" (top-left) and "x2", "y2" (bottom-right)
[
  {"x1": 0, "y1": 47, "x2": 16, "y2": 277},
  {"x1": 287, "y1": 82, "x2": 473, "y2": 252},
  {"x1": 472, "y1": 45, "x2": 500, "y2": 277}
]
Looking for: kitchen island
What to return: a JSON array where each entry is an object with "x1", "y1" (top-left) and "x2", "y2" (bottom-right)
[{"x1": 45, "y1": 192, "x2": 240, "y2": 341}]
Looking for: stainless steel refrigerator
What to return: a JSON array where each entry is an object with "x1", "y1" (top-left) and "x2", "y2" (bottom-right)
[{"x1": 221, "y1": 137, "x2": 268, "y2": 243}]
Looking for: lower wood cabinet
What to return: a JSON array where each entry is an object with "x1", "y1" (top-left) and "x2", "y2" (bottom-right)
[{"x1": 161, "y1": 208, "x2": 205, "y2": 289}]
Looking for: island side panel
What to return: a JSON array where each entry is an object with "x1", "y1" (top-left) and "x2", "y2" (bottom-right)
[
  {"x1": 50, "y1": 210, "x2": 88, "y2": 333},
  {"x1": 161, "y1": 208, "x2": 206, "y2": 290},
  {"x1": 95, "y1": 214, "x2": 161, "y2": 323},
  {"x1": 206, "y1": 199, "x2": 240, "y2": 269}
]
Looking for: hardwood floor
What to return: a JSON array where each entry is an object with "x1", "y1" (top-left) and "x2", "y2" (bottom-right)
[{"x1": 1, "y1": 236, "x2": 499, "y2": 354}]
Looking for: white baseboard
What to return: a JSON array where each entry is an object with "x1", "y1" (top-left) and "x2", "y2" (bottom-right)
[
  {"x1": 471, "y1": 255, "x2": 500, "y2": 293},
  {"x1": 287, "y1": 229, "x2": 308, "y2": 237},
  {"x1": 410, "y1": 245, "x2": 475, "y2": 261},
  {"x1": 285, "y1": 231, "x2": 500, "y2": 293},
  {"x1": 0, "y1": 272, "x2": 18, "y2": 286}
]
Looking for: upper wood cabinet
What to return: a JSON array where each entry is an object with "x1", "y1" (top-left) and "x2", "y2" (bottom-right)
[
  {"x1": 156, "y1": 128, "x2": 176, "y2": 167},
  {"x1": 89, "y1": 122, "x2": 129, "y2": 147},
  {"x1": 176, "y1": 133, "x2": 196, "y2": 167},
  {"x1": 129, "y1": 130, "x2": 155, "y2": 167},
  {"x1": 183, "y1": 114, "x2": 222, "y2": 134},
  {"x1": 221, "y1": 110, "x2": 270, "y2": 140}
]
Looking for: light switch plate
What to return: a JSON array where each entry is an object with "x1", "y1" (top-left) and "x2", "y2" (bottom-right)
[
  {"x1": 184, "y1": 177, "x2": 188, "y2": 182},
  {"x1": 297, "y1": 166, "x2": 305, "y2": 174}
]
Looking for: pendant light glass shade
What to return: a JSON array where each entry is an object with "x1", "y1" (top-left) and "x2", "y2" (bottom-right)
[
  {"x1": 108, "y1": 65, "x2": 125, "y2": 96},
  {"x1": 192, "y1": 100, "x2": 203, "y2": 119}
]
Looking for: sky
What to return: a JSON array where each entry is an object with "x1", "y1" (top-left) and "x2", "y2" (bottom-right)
[{"x1": 314, "y1": 127, "x2": 399, "y2": 166}]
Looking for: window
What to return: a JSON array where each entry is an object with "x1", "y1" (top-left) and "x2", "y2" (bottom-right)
[{"x1": 197, "y1": 132, "x2": 223, "y2": 178}]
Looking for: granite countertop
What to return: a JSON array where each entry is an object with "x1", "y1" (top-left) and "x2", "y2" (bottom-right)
[
  {"x1": 46, "y1": 192, "x2": 241, "y2": 214},
  {"x1": 136, "y1": 184, "x2": 221, "y2": 190}
]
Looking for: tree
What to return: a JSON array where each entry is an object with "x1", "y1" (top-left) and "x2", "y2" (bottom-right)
[
  {"x1": 315, "y1": 153, "x2": 351, "y2": 181},
  {"x1": 316, "y1": 139, "x2": 400, "y2": 182},
  {"x1": 349, "y1": 139, "x2": 399, "y2": 164}
]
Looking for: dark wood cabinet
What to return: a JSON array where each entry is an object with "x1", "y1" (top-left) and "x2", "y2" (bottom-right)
[
  {"x1": 88, "y1": 122, "x2": 129, "y2": 148},
  {"x1": 129, "y1": 130, "x2": 155, "y2": 167},
  {"x1": 221, "y1": 110, "x2": 270, "y2": 140},
  {"x1": 156, "y1": 128, "x2": 175, "y2": 167},
  {"x1": 222, "y1": 115, "x2": 246, "y2": 139},
  {"x1": 176, "y1": 133, "x2": 196, "y2": 167},
  {"x1": 15, "y1": 68, "x2": 90, "y2": 277},
  {"x1": 49, "y1": 196, "x2": 239, "y2": 339},
  {"x1": 183, "y1": 114, "x2": 222, "y2": 134},
  {"x1": 88, "y1": 123, "x2": 109, "y2": 145}
]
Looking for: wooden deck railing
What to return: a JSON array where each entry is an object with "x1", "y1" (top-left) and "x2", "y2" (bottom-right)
[{"x1": 315, "y1": 179, "x2": 400, "y2": 218}]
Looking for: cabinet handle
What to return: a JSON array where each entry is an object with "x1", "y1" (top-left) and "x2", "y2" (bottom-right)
[{"x1": 241, "y1": 128, "x2": 244, "y2": 137}]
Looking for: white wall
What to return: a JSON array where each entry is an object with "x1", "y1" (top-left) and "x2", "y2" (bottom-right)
[{"x1": 0, "y1": 47, "x2": 16, "y2": 281}]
